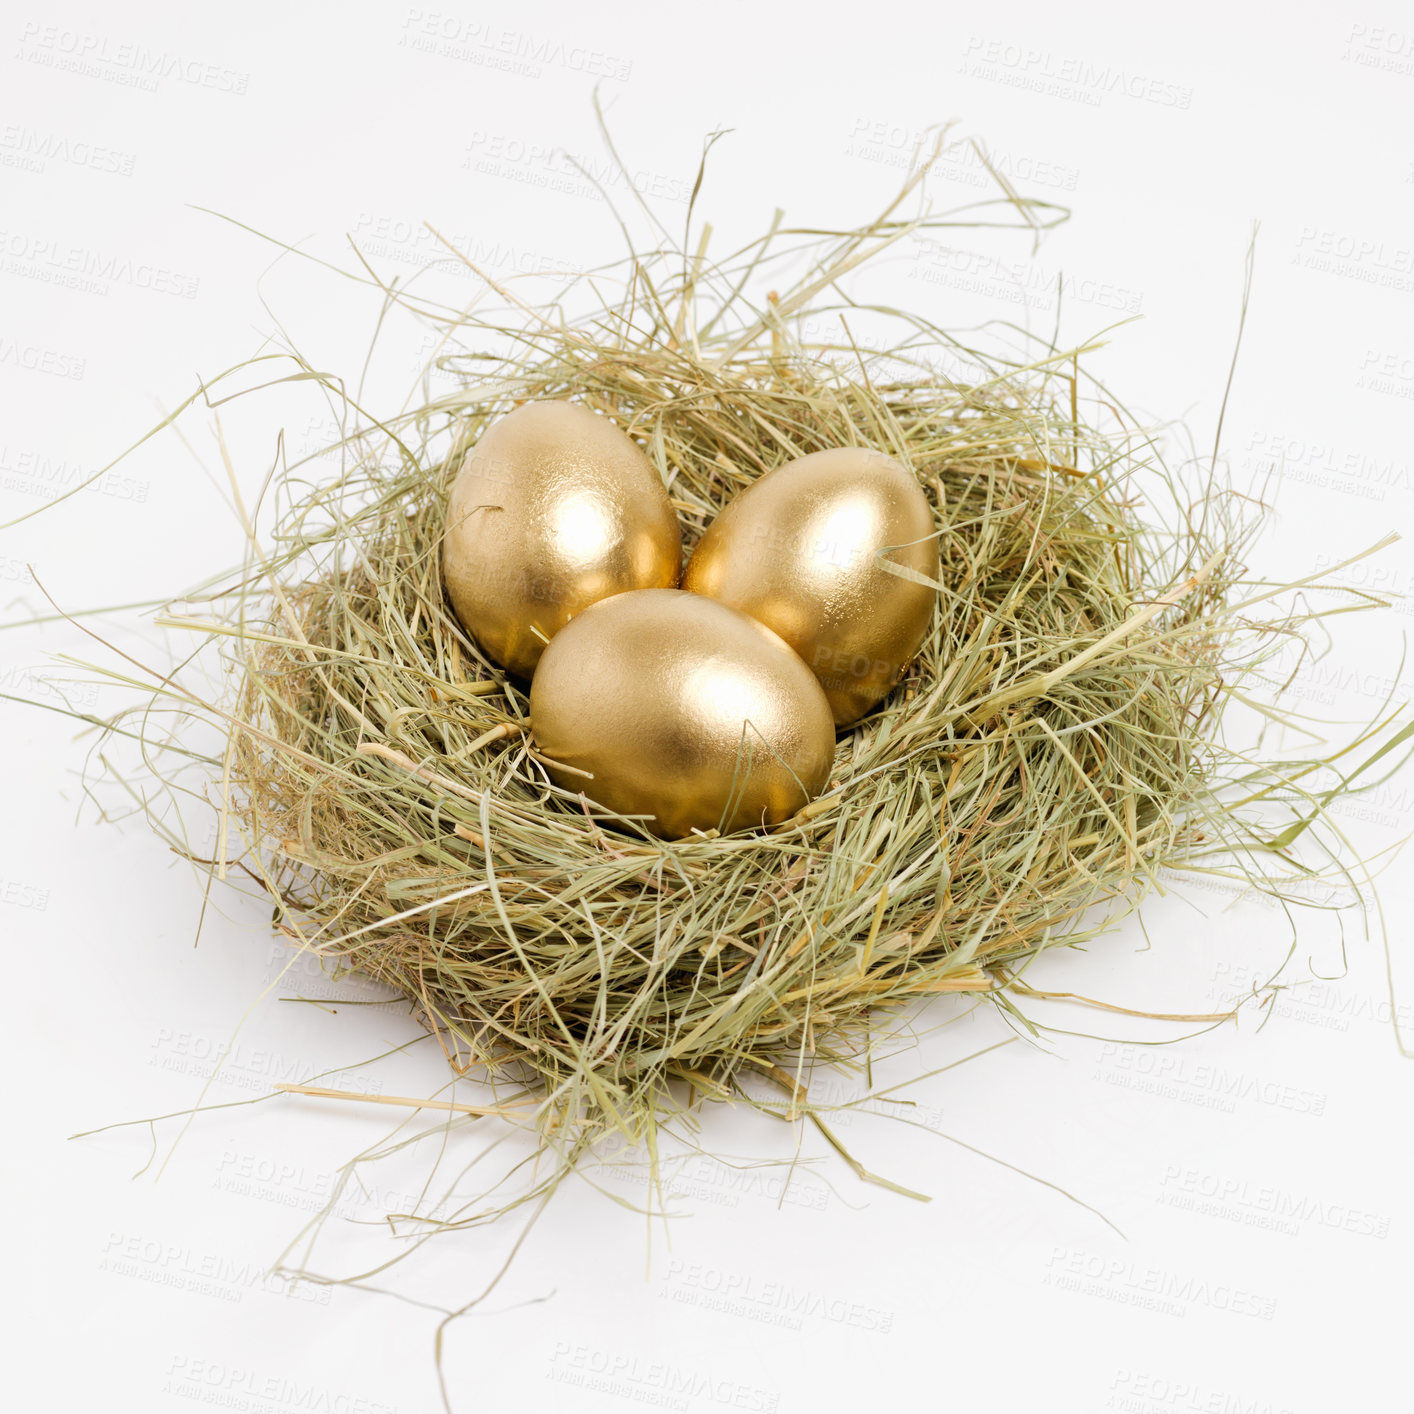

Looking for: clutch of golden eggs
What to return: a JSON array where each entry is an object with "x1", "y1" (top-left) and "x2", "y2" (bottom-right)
[{"x1": 442, "y1": 401, "x2": 938, "y2": 838}]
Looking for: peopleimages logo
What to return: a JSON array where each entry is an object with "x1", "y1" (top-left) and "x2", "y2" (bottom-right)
[
  {"x1": 0, "y1": 665, "x2": 99, "y2": 711},
  {"x1": 1094, "y1": 1043, "x2": 1328, "y2": 1116},
  {"x1": 398, "y1": 10, "x2": 632, "y2": 81},
  {"x1": 99, "y1": 1231, "x2": 331, "y2": 1306},
  {"x1": 1355, "y1": 348, "x2": 1414, "y2": 402},
  {"x1": 958, "y1": 37, "x2": 1194, "y2": 108},
  {"x1": 909, "y1": 241, "x2": 1143, "y2": 313},
  {"x1": 0, "y1": 337, "x2": 85, "y2": 380},
  {"x1": 0, "y1": 229, "x2": 200, "y2": 298},
  {"x1": 0, "y1": 124, "x2": 137, "y2": 176},
  {"x1": 546, "y1": 1343, "x2": 779, "y2": 1412},
  {"x1": 148, "y1": 1028, "x2": 385, "y2": 1098},
  {"x1": 1340, "y1": 23, "x2": 1414, "y2": 78},
  {"x1": 1293, "y1": 226, "x2": 1414, "y2": 294},
  {"x1": 0, "y1": 445, "x2": 148, "y2": 501},
  {"x1": 1044, "y1": 1248, "x2": 1278, "y2": 1321},
  {"x1": 15, "y1": 22, "x2": 250, "y2": 94},
  {"x1": 162, "y1": 1357, "x2": 397, "y2": 1413},
  {"x1": 600, "y1": 1142, "x2": 832, "y2": 1212},
  {"x1": 0, "y1": 878, "x2": 50, "y2": 911},
  {"x1": 662, "y1": 1259, "x2": 896, "y2": 1334},
  {"x1": 1242, "y1": 429, "x2": 1413, "y2": 501},
  {"x1": 843, "y1": 120, "x2": 1081, "y2": 190},
  {"x1": 1157, "y1": 1164, "x2": 1392, "y2": 1239},
  {"x1": 1108, "y1": 1369, "x2": 1298, "y2": 1414},
  {"x1": 348, "y1": 211, "x2": 577, "y2": 280},
  {"x1": 1213, "y1": 960, "x2": 1414, "y2": 1033},
  {"x1": 462, "y1": 131, "x2": 692, "y2": 203},
  {"x1": 212, "y1": 1146, "x2": 436, "y2": 1222}
]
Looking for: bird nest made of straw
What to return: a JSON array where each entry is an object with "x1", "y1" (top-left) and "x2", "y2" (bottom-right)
[{"x1": 97, "y1": 141, "x2": 1397, "y2": 1167}]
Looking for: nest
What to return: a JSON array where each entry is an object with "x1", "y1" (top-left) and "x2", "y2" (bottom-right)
[{"x1": 114, "y1": 141, "x2": 1393, "y2": 1171}]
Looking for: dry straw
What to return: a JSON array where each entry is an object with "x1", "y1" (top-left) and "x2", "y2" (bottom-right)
[{"x1": 31, "y1": 129, "x2": 1408, "y2": 1212}]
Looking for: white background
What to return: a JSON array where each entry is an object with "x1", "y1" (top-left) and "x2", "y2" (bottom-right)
[{"x1": 4, "y1": 3, "x2": 1413, "y2": 1412}]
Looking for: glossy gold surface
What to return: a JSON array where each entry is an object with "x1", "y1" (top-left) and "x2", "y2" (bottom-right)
[
  {"x1": 683, "y1": 447, "x2": 939, "y2": 724},
  {"x1": 530, "y1": 589, "x2": 836, "y2": 838},
  {"x1": 442, "y1": 400, "x2": 681, "y2": 678}
]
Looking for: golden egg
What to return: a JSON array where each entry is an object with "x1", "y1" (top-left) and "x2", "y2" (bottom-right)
[
  {"x1": 683, "y1": 447, "x2": 939, "y2": 724},
  {"x1": 442, "y1": 400, "x2": 681, "y2": 678},
  {"x1": 529, "y1": 589, "x2": 836, "y2": 838}
]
